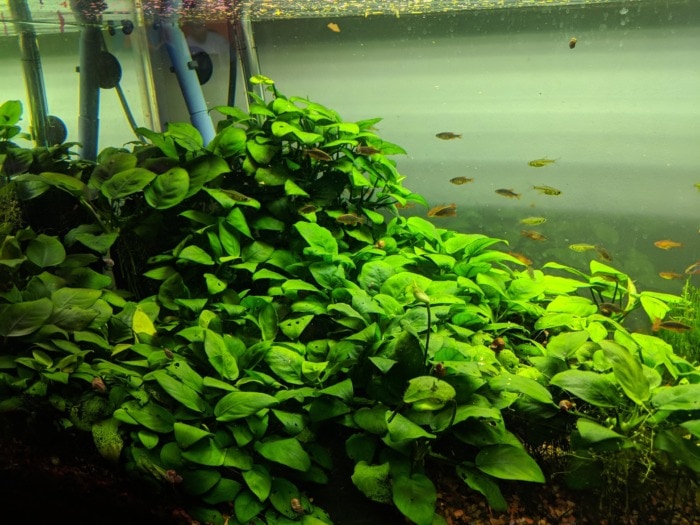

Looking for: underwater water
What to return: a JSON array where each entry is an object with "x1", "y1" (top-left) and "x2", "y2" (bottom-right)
[{"x1": 0, "y1": 0, "x2": 698, "y2": 298}]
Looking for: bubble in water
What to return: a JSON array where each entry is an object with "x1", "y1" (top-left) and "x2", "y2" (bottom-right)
[{"x1": 619, "y1": 7, "x2": 629, "y2": 15}]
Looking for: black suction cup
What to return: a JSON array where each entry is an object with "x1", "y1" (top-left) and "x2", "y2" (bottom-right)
[
  {"x1": 189, "y1": 46, "x2": 213, "y2": 85},
  {"x1": 45, "y1": 115, "x2": 68, "y2": 145},
  {"x1": 97, "y1": 51, "x2": 122, "y2": 89}
]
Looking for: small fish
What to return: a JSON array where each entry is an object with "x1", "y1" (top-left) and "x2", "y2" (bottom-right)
[
  {"x1": 654, "y1": 239, "x2": 683, "y2": 250},
  {"x1": 298, "y1": 204, "x2": 320, "y2": 215},
  {"x1": 57, "y1": 10, "x2": 66, "y2": 33},
  {"x1": 427, "y1": 203, "x2": 457, "y2": 218},
  {"x1": 356, "y1": 145, "x2": 381, "y2": 155},
  {"x1": 659, "y1": 271, "x2": 685, "y2": 280},
  {"x1": 569, "y1": 243, "x2": 597, "y2": 252},
  {"x1": 336, "y1": 213, "x2": 365, "y2": 226},
  {"x1": 528, "y1": 158, "x2": 557, "y2": 167},
  {"x1": 303, "y1": 148, "x2": 332, "y2": 161},
  {"x1": 521, "y1": 230, "x2": 547, "y2": 241},
  {"x1": 436, "y1": 132, "x2": 462, "y2": 140},
  {"x1": 598, "y1": 303, "x2": 622, "y2": 316},
  {"x1": 685, "y1": 261, "x2": 700, "y2": 275},
  {"x1": 395, "y1": 202, "x2": 416, "y2": 210},
  {"x1": 569, "y1": 37, "x2": 577, "y2": 49},
  {"x1": 327, "y1": 22, "x2": 341, "y2": 33},
  {"x1": 519, "y1": 216, "x2": 547, "y2": 225},
  {"x1": 595, "y1": 246, "x2": 613, "y2": 262},
  {"x1": 533, "y1": 185, "x2": 562, "y2": 196},
  {"x1": 450, "y1": 176, "x2": 473, "y2": 185},
  {"x1": 508, "y1": 251, "x2": 533, "y2": 265},
  {"x1": 495, "y1": 188, "x2": 521, "y2": 199},
  {"x1": 652, "y1": 318, "x2": 692, "y2": 333}
]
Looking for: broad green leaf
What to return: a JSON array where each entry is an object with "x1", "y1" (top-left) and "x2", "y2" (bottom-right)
[
  {"x1": 652, "y1": 384, "x2": 700, "y2": 411},
  {"x1": 210, "y1": 125, "x2": 247, "y2": 157},
  {"x1": 214, "y1": 391, "x2": 279, "y2": 421},
  {"x1": 403, "y1": 376, "x2": 456, "y2": 411},
  {"x1": 150, "y1": 369, "x2": 208, "y2": 413},
  {"x1": 242, "y1": 464, "x2": 272, "y2": 502},
  {"x1": 201, "y1": 477, "x2": 243, "y2": 505},
  {"x1": 178, "y1": 245, "x2": 215, "y2": 265},
  {"x1": 392, "y1": 473, "x2": 436, "y2": 525},
  {"x1": 74, "y1": 231, "x2": 118, "y2": 254},
  {"x1": 576, "y1": 418, "x2": 626, "y2": 444},
  {"x1": 203, "y1": 329, "x2": 239, "y2": 381},
  {"x1": 456, "y1": 465, "x2": 507, "y2": 512},
  {"x1": 488, "y1": 373, "x2": 553, "y2": 405},
  {"x1": 476, "y1": 445, "x2": 544, "y2": 482},
  {"x1": 351, "y1": 461, "x2": 392, "y2": 503},
  {"x1": 254, "y1": 437, "x2": 311, "y2": 471},
  {"x1": 0, "y1": 298, "x2": 53, "y2": 337},
  {"x1": 186, "y1": 155, "x2": 230, "y2": 197},
  {"x1": 100, "y1": 167, "x2": 157, "y2": 199},
  {"x1": 234, "y1": 490, "x2": 266, "y2": 523},
  {"x1": 295, "y1": 222, "x2": 338, "y2": 256},
  {"x1": 386, "y1": 412, "x2": 435, "y2": 441},
  {"x1": 550, "y1": 370, "x2": 621, "y2": 408},
  {"x1": 144, "y1": 167, "x2": 190, "y2": 209},
  {"x1": 174, "y1": 422, "x2": 213, "y2": 449},
  {"x1": 51, "y1": 288, "x2": 101, "y2": 308},
  {"x1": 26, "y1": 234, "x2": 66, "y2": 267},
  {"x1": 279, "y1": 314, "x2": 314, "y2": 340},
  {"x1": 114, "y1": 400, "x2": 174, "y2": 433},
  {"x1": 600, "y1": 340, "x2": 650, "y2": 405},
  {"x1": 545, "y1": 331, "x2": 590, "y2": 359},
  {"x1": 271, "y1": 121, "x2": 322, "y2": 144},
  {"x1": 40, "y1": 172, "x2": 87, "y2": 196}
]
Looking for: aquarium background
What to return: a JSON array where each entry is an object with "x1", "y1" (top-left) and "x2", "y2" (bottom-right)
[{"x1": 1, "y1": 0, "x2": 698, "y2": 297}]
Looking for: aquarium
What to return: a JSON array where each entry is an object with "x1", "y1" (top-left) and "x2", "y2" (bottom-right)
[
  {"x1": 1, "y1": 0, "x2": 697, "y2": 293},
  {"x1": 2, "y1": 2, "x2": 700, "y2": 524}
]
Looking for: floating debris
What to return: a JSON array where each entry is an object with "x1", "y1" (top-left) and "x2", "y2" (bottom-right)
[
  {"x1": 654, "y1": 239, "x2": 683, "y2": 250},
  {"x1": 427, "y1": 203, "x2": 457, "y2": 217},
  {"x1": 435, "y1": 132, "x2": 462, "y2": 140},
  {"x1": 449, "y1": 176, "x2": 473, "y2": 185},
  {"x1": 528, "y1": 158, "x2": 556, "y2": 167},
  {"x1": 327, "y1": 22, "x2": 341, "y2": 32},
  {"x1": 521, "y1": 230, "x2": 547, "y2": 241},
  {"x1": 495, "y1": 188, "x2": 521, "y2": 199},
  {"x1": 533, "y1": 185, "x2": 562, "y2": 196},
  {"x1": 569, "y1": 37, "x2": 577, "y2": 49}
]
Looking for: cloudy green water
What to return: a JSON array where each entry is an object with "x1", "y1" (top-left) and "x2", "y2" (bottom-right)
[{"x1": 0, "y1": 0, "x2": 698, "y2": 297}]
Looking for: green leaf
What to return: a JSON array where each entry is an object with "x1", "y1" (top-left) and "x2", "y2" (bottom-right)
[
  {"x1": 26, "y1": 234, "x2": 66, "y2": 267},
  {"x1": 475, "y1": 445, "x2": 544, "y2": 482},
  {"x1": 210, "y1": 126, "x2": 247, "y2": 157},
  {"x1": 39, "y1": 172, "x2": 87, "y2": 197},
  {"x1": 242, "y1": 464, "x2": 272, "y2": 501},
  {"x1": 74, "y1": 231, "x2": 118, "y2": 254},
  {"x1": 294, "y1": 222, "x2": 338, "y2": 256},
  {"x1": 186, "y1": 155, "x2": 230, "y2": 197},
  {"x1": 576, "y1": 418, "x2": 626, "y2": 444},
  {"x1": 392, "y1": 473, "x2": 436, "y2": 525},
  {"x1": 550, "y1": 370, "x2": 621, "y2": 408},
  {"x1": 351, "y1": 461, "x2": 392, "y2": 504},
  {"x1": 204, "y1": 329, "x2": 239, "y2": 381},
  {"x1": 386, "y1": 412, "x2": 435, "y2": 441},
  {"x1": 254, "y1": 437, "x2": 311, "y2": 471},
  {"x1": 403, "y1": 376, "x2": 456, "y2": 411},
  {"x1": 178, "y1": 245, "x2": 215, "y2": 265},
  {"x1": 100, "y1": 167, "x2": 157, "y2": 199},
  {"x1": 652, "y1": 384, "x2": 700, "y2": 411},
  {"x1": 488, "y1": 373, "x2": 553, "y2": 405},
  {"x1": 144, "y1": 167, "x2": 190, "y2": 209},
  {"x1": 271, "y1": 121, "x2": 322, "y2": 144},
  {"x1": 114, "y1": 400, "x2": 174, "y2": 433},
  {"x1": 456, "y1": 465, "x2": 507, "y2": 512},
  {"x1": 600, "y1": 340, "x2": 650, "y2": 405},
  {"x1": 0, "y1": 298, "x2": 53, "y2": 337},
  {"x1": 234, "y1": 490, "x2": 266, "y2": 523},
  {"x1": 279, "y1": 314, "x2": 314, "y2": 340},
  {"x1": 150, "y1": 370, "x2": 208, "y2": 413},
  {"x1": 214, "y1": 391, "x2": 279, "y2": 421},
  {"x1": 174, "y1": 422, "x2": 213, "y2": 449}
]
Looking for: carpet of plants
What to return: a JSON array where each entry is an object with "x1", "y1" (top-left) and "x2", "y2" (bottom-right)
[{"x1": 1, "y1": 76, "x2": 699, "y2": 525}]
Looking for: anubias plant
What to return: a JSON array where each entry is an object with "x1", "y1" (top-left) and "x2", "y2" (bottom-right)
[{"x1": 0, "y1": 79, "x2": 697, "y2": 525}]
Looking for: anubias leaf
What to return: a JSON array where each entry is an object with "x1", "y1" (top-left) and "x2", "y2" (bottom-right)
[
  {"x1": 476, "y1": 445, "x2": 545, "y2": 482},
  {"x1": 214, "y1": 391, "x2": 279, "y2": 421},
  {"x1": 392, "y1": 473, "x2": 436, "y2": 525},
  {"x1": 254, "y1": 437, "x2": 311, "y2": 471}
]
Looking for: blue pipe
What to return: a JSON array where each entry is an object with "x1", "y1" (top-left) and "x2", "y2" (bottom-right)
[{"x1": 158, "y1": 1, "x2": 215, "y2": 145}]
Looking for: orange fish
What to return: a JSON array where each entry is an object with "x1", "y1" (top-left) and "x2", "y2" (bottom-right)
[
  {"x1": 654, "y1": 240, "x2": 683, "y2": 250},
  {"x1": 427, "y1": 203, "x2": 457, "y2": 218},
  {"x1": 508, "y1": 252, "x2": 533, "y2": 265},
  {"x1": 521, "y1": 230, "x2": 547, "y2": 241},
  {"x1": 659, "y1": 271, "x2": 685, "y2": 280},
  {"x1": 652, "y1": 318, "x2": 692, "y2": 333},
  {"x1": 327, "y1": 22, "x2": 341, "y2": 33}
]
